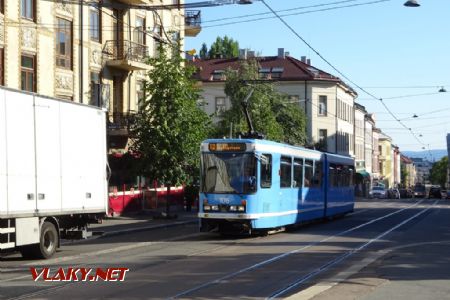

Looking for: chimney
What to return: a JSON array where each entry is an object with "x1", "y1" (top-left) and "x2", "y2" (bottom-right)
[
  {"x1": 301, "y1": 56, "x2": 307, "y2": 63},
  {"x1": 239, "y1": 49, "x2": 247, "y2": 60},
  {"x1": 306, "y1": 58, "x2": 311, "y2": 65},
  {"x1": 278, "y1": 48, "x2": 285, "y2": 58},
  {"x1": 285, "y1": 51, "x2": 290, "y2": 57}
]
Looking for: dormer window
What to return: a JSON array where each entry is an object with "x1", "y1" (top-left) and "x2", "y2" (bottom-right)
[
  {"x1": 271, "y1": 67, "x2": 284, "y2": 78},
  {"x1": 212, "y1": 70, "x2": 225, "y2": 81},
  {"x1": 259, "y1": 68, "x2": 271, "y2": 79}
]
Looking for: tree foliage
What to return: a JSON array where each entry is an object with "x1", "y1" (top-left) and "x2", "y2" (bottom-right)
[
  {"x1": 199, "y1": 36, "x2": 239, "y2": 59},
  {"x1": 429, "y1": 156, "x2": 448, "y2": 187},
  {"x1": 212, "y1": 59, "x2": 307, "y2": 145},
  {"x1": 199, "y1": 43, "x2": 208, "y2": 59},
  {"x1": 129, "y1": 43, "x2": 211, "y2": 186}
]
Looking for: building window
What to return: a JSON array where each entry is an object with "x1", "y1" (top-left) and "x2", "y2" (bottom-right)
[
  {"x1": 90, "y1": 72, "x2": 100, "y2": 106},
  {"x1": 56, "y1": 18, "x2": 72, "y2": 69},
  {"x1": 21, "y1": 0, "x2": 35, "y2": 21},
  {"x1": 134, "y1": 16, "x2": 145, "y2": 45},
  {"x1": 154, "y1": 25, "x2": 162, "y2": 57},
  {"x1": 215, "y1": 97, "x2": 226, "y2": 115},
  {"x1": 212, "y1": 70, "x2": 225, "y2": 81},
  {"x1": 318, "y1": 129, "x2": 327, "y2": 149},
  {"x1": 1, "y1": 0, "x2": 4, "y2": 14},
  {"x1": 0, "y1": 48, "x2": 4, "y2": 86},
  {"x1": 318, "y1": 95, "x2": 327, "y2": 116},
  {"x1": 89, "y1": 7, "x2": 101, "y2": 42},
  {"x1": 136, "y1": 81, "x2": 146, "y2": 111},
  {"x1": 21, "y1": 54, "x2": 36, "y2": 92}
]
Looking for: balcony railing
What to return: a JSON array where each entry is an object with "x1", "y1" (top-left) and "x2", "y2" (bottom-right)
[
  {"x1": 103, "y1": 40, "x2": 149, "y2": 71},
  {"x1": 185, "y1": 10, "x2": 201, "y2": 37},
  {"x1": 104, "y1": 40, "x2": 148, "y2": 61},
  {"x1": 108, "y1": 112, "x2": 136, "y2": 135}
]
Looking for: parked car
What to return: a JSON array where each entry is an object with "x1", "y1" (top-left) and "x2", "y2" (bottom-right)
[
  {"x1": 369, "y1": 186, "x2": 387, "y2": 199},
  {"x1": 428, "y1": 186, "x2": 442, "y2": 199},
  {"x1": 441, "y1": 190, "x2": 447, "y2": 199},
  {"x1": 388, "y1": 188, "x2": 400, "y2": 199},
  {"x1": 399, "y1": 188, "x2": 413, "y2": 198},
  {"x1": 447, "y1": 190, "x2": 450, "y2": 199}
]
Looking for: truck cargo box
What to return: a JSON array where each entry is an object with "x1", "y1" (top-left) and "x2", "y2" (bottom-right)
[{"x1": 0, "y1": 87, "x2": 108, "y2": 218}]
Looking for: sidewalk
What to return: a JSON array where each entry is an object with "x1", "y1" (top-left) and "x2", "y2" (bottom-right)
[{"x1": 88, "y1": 209, "x2": 199, "y2": 237}]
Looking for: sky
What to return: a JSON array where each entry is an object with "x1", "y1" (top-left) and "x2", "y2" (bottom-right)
[{"x1": 184, "y1": 0, "x2": 450, "y2": 154}]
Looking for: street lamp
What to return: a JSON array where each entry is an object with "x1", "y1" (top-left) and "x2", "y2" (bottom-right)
[{"x1": 404, "y1": 0, "x2": 420, "y2": 7}]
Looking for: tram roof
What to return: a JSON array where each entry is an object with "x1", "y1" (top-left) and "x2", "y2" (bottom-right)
[{"x1": 202, "y1": 138, "x2": 354, "y2": 164}]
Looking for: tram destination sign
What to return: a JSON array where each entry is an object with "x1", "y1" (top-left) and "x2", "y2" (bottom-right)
[{"x1": 208, "y1": 143, "x2": 246, "y2": 152}]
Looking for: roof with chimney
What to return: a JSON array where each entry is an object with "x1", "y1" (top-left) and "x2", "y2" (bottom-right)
[{"x1": 191, "y1": 52, "x2": 357, "y2": 95}]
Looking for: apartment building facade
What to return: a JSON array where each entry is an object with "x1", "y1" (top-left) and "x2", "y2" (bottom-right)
[
  {"x1": 378, "y1": 132, "x2": 393, "y2": 188},
  {"x1": 0, "y1": 0, "x2": 198, "y2": 153},
  {"x1": 193, "y1": 49, "x2": 357, "y2": 157}
]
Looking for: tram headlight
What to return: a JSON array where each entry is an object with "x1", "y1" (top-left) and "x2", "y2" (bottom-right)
[
  {"x1": 204, "y1": 205, "x2": 211, "y2": 211},
  {"x1": 211, "y1": 205, "x2": 219, "y2": 211},
  {"x1": 237, "y1": 205, "x2": 245, "y2": 212},
  {"x1": 229, "y1": 205, "x2": 237, "y2": 211}
]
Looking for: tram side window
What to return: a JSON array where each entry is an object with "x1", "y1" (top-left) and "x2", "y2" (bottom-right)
[
  {"x1": 280, "y1": 156, "x2": 292, "y2": 188},
  {"x1": 311, "y1": 161, "x2": 322, "y2": 188},
  {"x1": 348, "y1": 166, "x2": 354, "y2": 186},
  {"x1": 304, "y1": 159, "x2": 313, "y2": 187},
  {"x1": 329, "y1": 163, "x2": 337, "y2": 187},
  {"x1": 293, "y1": 158, "x2": 303, "y2": 188},
  {"x1": 342, "y1": 165, "x2": 354, "y2": 187},
  {"x1": 260, "y1": 154, "x2": 272, "y2": 188},
  {"x1": 336, "y1": 165, "x2": 343, "y2": 186}
]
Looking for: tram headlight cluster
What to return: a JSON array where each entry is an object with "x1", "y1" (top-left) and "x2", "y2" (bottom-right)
[
  {"x1": 203, "y1": 204, "x2": 245, "y2": 212},
  {"x1": 229, "y1": 205, "x2": 246, "y2": 212},
  {"x1": 203, "y1": 205, "x2": 220, "y2": 211}
]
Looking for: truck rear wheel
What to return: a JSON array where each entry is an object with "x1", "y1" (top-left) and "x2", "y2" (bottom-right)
[{"x1": 20, "y1": 222, "x2": 58, "y2": 259}]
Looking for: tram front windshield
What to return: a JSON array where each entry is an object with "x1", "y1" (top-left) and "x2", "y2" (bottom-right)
[{"x1": 201, "y1": 153, "x2": 256, "y2": 194}]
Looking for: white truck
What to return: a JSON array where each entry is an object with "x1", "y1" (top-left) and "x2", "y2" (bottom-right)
[{"x1": 0, "y1": 87, "x2": 108, "y2": 259}]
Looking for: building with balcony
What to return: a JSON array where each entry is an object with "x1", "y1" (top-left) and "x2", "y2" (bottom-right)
[
  {"x1": 354, "y1": 103, "x2": 369, "y2": 196},
  {"x1": 401, "y1": 155, "x2": 416, "y2": 188},
  {"x1": 378, "y1": 132, "x2": 393, "y2": 188},
  {"x1": 372, "y1": 127, "x2": 381, "y2": 181},
  {"x1": 192, "y1": 48, "x2": 358, "y2": 157},
  {"x1": 0, "y1": 0, "x2": 196, "y2": 153}
]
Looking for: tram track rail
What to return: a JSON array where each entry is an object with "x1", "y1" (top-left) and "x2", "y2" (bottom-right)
[
  {"x1": 169, "y1": 198, "x2": 430, "y2": 299},
  {"x1": 268, "y1": 199, "x2": 439, "y2": 299}
]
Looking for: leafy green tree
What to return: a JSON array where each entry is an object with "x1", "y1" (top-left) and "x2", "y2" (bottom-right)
[
  {"x1": 213, "y1": 59, "x2": 307, "y2": 145},
  {"x1": 199, "y1": 43, "x2": 208, "y2": 59},
  {"x1": 129, "y1": 43, "x2": 210, "y2": 215},
  {"x1": 429, "y1": 156, "x2": 448, "y2": 188},
  {"x1": 207, "y1": 36, "x2": 239, "y2": 59}
]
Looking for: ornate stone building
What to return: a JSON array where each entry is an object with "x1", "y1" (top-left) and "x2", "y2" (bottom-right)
[{"x1": 0, "y1": 0, "x2": 200, "y2": 153}]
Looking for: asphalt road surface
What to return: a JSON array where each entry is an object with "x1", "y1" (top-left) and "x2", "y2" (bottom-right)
[{"x1": 1, "y1": 197, "x2": 449, "y2": 300}]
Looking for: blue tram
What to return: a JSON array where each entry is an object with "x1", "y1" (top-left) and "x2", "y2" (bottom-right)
[{"x1": 198, "y1": 138, "x2": 355, "y2": 234}]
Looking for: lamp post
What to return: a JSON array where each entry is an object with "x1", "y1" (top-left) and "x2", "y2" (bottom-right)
[{"x1": 404, "y1": 0, "x2": 420, "y2": 7}]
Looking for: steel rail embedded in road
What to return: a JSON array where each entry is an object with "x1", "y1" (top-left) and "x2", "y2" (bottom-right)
[
  {"x1": 268, "y1": 199, "x2": 439, "y2": 299},
  {"x1": 170, "y1": 199, "x2": 426, "y2": 299}
]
